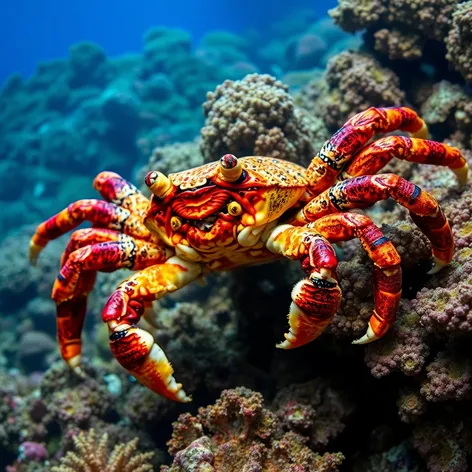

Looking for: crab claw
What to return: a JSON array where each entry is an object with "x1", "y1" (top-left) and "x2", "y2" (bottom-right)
[
  {"x1": 109, "y1": 326, "x2": 191, "y2": 402},
  {"x1": 277, "y1": 274, "x2": 342, "y2": 349},
  {"x1": 103, "y1": 290, "x2": 191, "y2": 402}
]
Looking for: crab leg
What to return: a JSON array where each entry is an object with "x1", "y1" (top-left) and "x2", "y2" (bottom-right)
[
  {"x1": 344, "y1": 136, "x2": 468, "y2": 186},
  {"x1": 312, "y1": 213, "x2": 402, "y2": 344},
  {"x1": 306, "y1": 106, "x2": 428, "y2": 194},
  {"x1": 266, "y1": 225, "x2": 342, "y2": 349},
  {"x1": 102, "y1": 257, "x2": 202, "y2": 402},
  {"x1": 54, "y1": 229, "x2": 169, "y2": 372},
  {"x1": 30, "y1": 174, "x2": 152, "y2": 264},
  {"x1": 293, "y1": 174, "x2": 453, "y2": 273},
  {"x1": 93, "y1": 171, "x2": 150, "y2": 215}
]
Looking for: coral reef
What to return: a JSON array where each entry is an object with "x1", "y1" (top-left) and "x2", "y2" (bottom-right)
[
  {"x1": 3, "y1": 5, "x2": 472, "y2": 472},
  {"x1": 272, "y1": 378, "x2": 354, "y2": 448},
  {"x1": 137, "y1": 139, "x2": 204, "y2": 183},
  {"x1": 445, "y1": 1, "x2": 472, "y2": 82},
  {"x1": 296, "y1": 51, "x2": 405, "y2": 130},
  {"x1": 163, "y1": 387, "x2": 344, "y2": 471},
  {"x1": 200, "y1": 73, "x2": 329, "y2": 166},
  {"x1": 51, "y1": 429, "x2": 154, "y2": 472},
  {"x1": 329, "y1": 0, "x2": 467, "y2": 80}
]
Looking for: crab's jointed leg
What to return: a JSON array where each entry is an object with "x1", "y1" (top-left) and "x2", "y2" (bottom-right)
[
  {"x1": 102, "y1": 257, "x2": 202, "y2": 402},
  {"x1": 312, "y1": 213, "x2": 402, "y2": 344},
  {"x1": 29, "y1": 172, "x2": 153, "y2": 265},
  {"x1": 265, "y1": 225, "x2": 342, "y2": 349},
  {"x1": 306, "y1": 106, "x2": 428, "y2": 194},
  {"x1": 294, "y1": 174, "x2": 453, "y2": 273},
  {"x1": 53, "y1": 228, "x2": 169, "y2": 372},
  {"x1": 93, "y1": 171, "x2": 150, "y2": 216},
  {"x1": 344, "y1": 136, "x2": 468, "y2": 186}
]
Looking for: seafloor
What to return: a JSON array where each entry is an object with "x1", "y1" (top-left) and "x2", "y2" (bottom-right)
[{"x1": 1, "y1": 2, "x2": 472, "y2": 471}]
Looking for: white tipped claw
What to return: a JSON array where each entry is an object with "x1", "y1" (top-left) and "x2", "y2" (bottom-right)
[
  {"x1": 352, "y1": 323, "x2": 379, "y2": 345},
  {"x1": 276, "y1": 328, "x2": 297, "y2": 349},
  {"x1": 453, "y1": 162, "x2": 469, "y2": 188},
  {"x1": 29, "y1": 242, "x2": 42, "y2": 266},
  {"x1": 73, "y1": 366, "x2": 86, "y2": 378},
  {"x1": 412, "y1": 122, "x2": 429, "y2": 139},
  {"x1": 427, "y1": 256, "x2": 448, "y2": 275},
  {"x1": 176, "y1": 389, "x2": 192, "y2": 403},
  {"x1": 67, "y1": 355, "x2": 86, "y2": 378}
]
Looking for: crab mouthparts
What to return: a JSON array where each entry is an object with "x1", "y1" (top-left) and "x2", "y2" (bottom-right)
[{"x1": 195, "y1": 214, "x2": 218, "y2": 231}]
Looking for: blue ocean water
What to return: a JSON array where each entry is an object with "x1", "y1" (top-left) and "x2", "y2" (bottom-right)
[{"x1": 2, "y1": 0, "x2": 337, "y2": 83}]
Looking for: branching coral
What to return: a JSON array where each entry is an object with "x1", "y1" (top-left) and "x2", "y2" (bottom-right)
[
  {"x1": 200, "y1": 73, "x2": 329, "y2": 166},
  {"x1": 50, "y1": 429, "x2": 153, "y2": 472}
]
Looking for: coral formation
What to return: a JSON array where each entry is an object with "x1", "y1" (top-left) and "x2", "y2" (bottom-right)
[
  {"x1": 51, "y1": 429, "x2": 154, "y2": 472},
  {"x1": 445, "y1": 1, "x2": 472, "y2": 83},
  {"x1": 329, "y1": 0, "x2": 464, "y2": 77},
  {"x1": 163, "y1": 387, "x2": 344, "y2": 471},
  {"x1": 200, "y1": 73, "x2": 329, "y2": 166},
  {"x1": 296, "y1": 51, "x2": 405, "y2": 130}
]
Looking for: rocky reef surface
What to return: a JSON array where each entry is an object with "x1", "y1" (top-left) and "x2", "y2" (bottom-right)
[{"x1": 2, "y1": 3, "x2": 472, "y2": 471}]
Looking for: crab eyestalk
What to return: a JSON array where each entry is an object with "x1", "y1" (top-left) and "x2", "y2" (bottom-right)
[
  {"x1": 219, "y1": 154, "x2": 243, "y2": 182},
  {"x1": 145, "y1": 171, "x2": 173, "y2": 198}
]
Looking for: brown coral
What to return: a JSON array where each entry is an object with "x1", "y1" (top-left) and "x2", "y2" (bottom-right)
[
  {"x1": 446, "y1": 1, "x2": 472, "y2": 83},
  {"x1": 330, "y1": 0, "x2": 472, "y2": 83},
  {"x1": 51, "y1": 429, "x2": 153, "y2": 472},
  {"x1": 200, "y1": 73, "x2": 329, "y2": 166},
  {"x1": 137, "y1": 139, "x2": 204, "y2": 186},
  {"x1": 297, "y1": 51, "x2": 405, "y2": 131},
  {"x1": 373, "y1": 28, "x2": 424, "y2": 61}
]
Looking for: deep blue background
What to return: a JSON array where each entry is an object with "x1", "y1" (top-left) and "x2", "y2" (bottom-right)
[{"x1": 1, "y1": 0, "x2": 337, "y2": 85}]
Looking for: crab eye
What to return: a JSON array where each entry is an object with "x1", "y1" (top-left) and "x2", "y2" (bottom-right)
[
  {"x1": 219, "y1": 154, "x2": 243, "y2": 182},
  {"x1": 145, "y1": 171, "x2": 158, "y2": 187},
  {"x1": 171, "y1": 216, "x2": 182, "y2": 231},
  {"x1": 145, "y1": 170, "x2": 173, "y2": 198},
  {"x1": 228, "y1": 201, "x2": 242, "y2": 216}
]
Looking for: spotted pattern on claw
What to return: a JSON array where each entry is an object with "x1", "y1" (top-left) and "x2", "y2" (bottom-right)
[{"x1": 29, "y1": 106, "x2": 467, "y2": 401}]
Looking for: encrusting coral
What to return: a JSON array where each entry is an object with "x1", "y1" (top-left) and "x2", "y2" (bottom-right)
[{"x1": 50, "y1": 429, "x2": 154, "y2": 472}]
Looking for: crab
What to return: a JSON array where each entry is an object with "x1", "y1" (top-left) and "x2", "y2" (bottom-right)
[{"x1": 30, "y1": 106, "x2": 468, "y2": 402}]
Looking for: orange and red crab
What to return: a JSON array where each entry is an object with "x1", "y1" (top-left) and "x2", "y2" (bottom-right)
[{"x1": 30, "y1": 107, "x2": 468, "y2": 402}]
